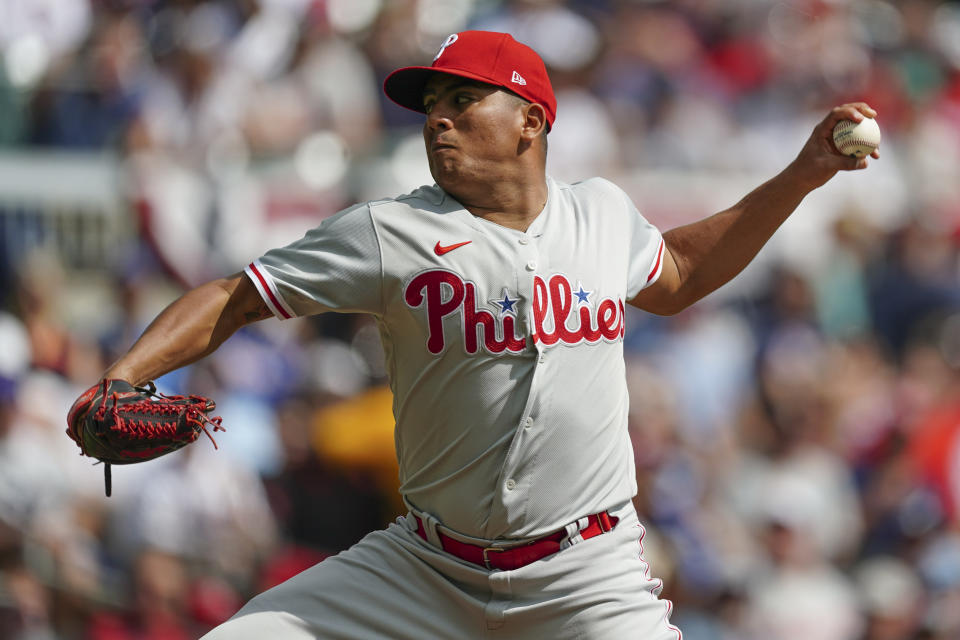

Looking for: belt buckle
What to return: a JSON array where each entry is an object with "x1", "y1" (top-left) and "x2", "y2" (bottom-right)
[{"x1": 482, "y1": 545, "x2": 507, "y2": 570}]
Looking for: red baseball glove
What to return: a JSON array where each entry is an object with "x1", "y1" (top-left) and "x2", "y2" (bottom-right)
[{"x1": 67, "y1": 379, "x2": 224, "y2": 496}]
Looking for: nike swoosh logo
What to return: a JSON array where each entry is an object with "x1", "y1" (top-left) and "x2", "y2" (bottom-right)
[{"x1": 434, "y1": 240, "x2": 472, "y2": 256}]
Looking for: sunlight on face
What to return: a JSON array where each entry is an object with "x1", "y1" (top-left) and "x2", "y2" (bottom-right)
[{"x1": 420, "y1": 74, "x2": 529, "y2": 190}]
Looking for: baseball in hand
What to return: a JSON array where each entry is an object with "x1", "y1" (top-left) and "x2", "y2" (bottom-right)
[{"x1": 832, "y1": 116, "x2": 881, "y2": 158}]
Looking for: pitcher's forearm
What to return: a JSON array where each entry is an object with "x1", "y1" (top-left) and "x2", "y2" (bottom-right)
[
  {"x1": 668, "y1": 105, "x2": 877, "y2": 303},
  {"x1": 104, "y1": 274, "x2": 267, "y2": 385},
  {"x1": 665, "y1": 164, "x2": 811, "y2": 307},
  {"x1": 632, "y1": 103, "x2": 877, "y2": 316}
]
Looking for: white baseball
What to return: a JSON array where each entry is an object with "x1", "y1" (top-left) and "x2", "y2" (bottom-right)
[{"x1": 832, "y1": 116, "x2": 881, "y2": 158}]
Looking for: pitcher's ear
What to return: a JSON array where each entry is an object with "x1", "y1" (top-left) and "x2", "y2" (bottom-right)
[{"x1": 521, "y1": 102, "x2": 548, "y2": 141}]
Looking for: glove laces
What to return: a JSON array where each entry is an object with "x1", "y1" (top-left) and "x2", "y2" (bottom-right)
[{"x1": 94, "y1": 380, "x2": 225, "y2": 496}]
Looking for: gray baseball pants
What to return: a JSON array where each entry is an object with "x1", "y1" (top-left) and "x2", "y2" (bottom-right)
[{"x1": 201, "y1": 500, "x2": 682, "y2": 639}]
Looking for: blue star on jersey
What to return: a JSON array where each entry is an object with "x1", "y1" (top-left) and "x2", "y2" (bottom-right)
[
  {"x1": 491, "y1": 288, "x2": 518, "y2": 316},
  {"x1": 574, "y1": 282, "x2": 591, "y2": 306}
]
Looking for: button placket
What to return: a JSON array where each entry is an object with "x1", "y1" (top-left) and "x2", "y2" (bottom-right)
[{"x1": 515, "y1": 236, "x2": 540, "y2": 338}]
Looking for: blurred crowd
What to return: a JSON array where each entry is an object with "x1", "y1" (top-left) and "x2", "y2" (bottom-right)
[{"x1": 1, "y1": 0, "x2": 960, "y2": 638}]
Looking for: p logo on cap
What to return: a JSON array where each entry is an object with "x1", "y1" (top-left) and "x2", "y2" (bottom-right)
[
  {"x1": 383, "y1": 30, "x2": 557, "y2": 129},
  {"x1": 434, "y1": 34, "x2": 459, "y2": 62}
]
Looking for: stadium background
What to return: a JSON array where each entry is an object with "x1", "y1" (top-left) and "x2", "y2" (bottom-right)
[{"x1": 1, "y1": 0, "x2": 960, "y2": 638}]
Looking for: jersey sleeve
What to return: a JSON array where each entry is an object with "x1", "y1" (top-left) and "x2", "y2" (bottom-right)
[
  {"x1": 244, "y1": 203, "x2": 383, "y2": 319},
  {"x1": 604, "y1": 181, "x2": 664, "y2": 299}
]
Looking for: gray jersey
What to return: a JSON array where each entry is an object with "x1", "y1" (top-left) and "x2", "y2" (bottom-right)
[{"x1": 246, "y1": 176, "x2": 664, "y2": 540}]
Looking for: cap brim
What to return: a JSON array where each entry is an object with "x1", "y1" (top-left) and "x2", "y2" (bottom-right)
[{"x1": 383, "y1": 66, "x2": 508, "y2": 116}]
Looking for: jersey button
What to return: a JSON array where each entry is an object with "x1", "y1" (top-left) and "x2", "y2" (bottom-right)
[
  {"x1": 524, "y1": 417, "x2": 533, "y2": 428},
  {"x1": 526, "y1": 261, "x2": 537, "y2": 271},
  {"x1": 519, "y1": 237, "x2": 529, "y2": 245},
  {"x1": 505, "y1": 479, "x2": 517, "y2": 491}
]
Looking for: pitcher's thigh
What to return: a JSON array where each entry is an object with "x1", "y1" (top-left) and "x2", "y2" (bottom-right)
[
  {"x1": 202, "y1": 609, "x2": 312, "y2": 639},
  {"x1": 504, "y1": 519, "x2": 682, "y2": 639},
  {"x1": 203, "y1": 526, "x2": 485, "y2": 640},
  {"x1": 502, "y1": 566, "x2": 681, "y2": 639}
]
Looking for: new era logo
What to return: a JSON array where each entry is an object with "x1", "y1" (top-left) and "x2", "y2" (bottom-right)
[{"x1": 511, "y1": 71, "x2": 527, "y2": 85}]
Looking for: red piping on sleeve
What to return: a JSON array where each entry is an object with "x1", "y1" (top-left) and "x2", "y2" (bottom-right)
[
  {"x1": 647, "y1": 239, "x2": 664, "y2": 283},
  {"x1": 249, "y1": 262, "x2": 292, "y2": 319}
]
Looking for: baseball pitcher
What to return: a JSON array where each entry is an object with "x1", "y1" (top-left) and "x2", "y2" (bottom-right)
[{"x1": 67, "y1": 30, "x2": 878, "y2": 639}]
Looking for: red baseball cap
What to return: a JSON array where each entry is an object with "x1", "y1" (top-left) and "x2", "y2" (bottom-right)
[{"x1": 383, "y1": 31, "x2": 556, "y2": 129}]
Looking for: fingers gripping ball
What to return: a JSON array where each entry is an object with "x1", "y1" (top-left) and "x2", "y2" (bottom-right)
[
  {"x1": 66, "y1": 379, "x2": 224, "y2": 496},
  {"x1": 832, "y1": 117, "x2": 881, "y2": 159}
]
